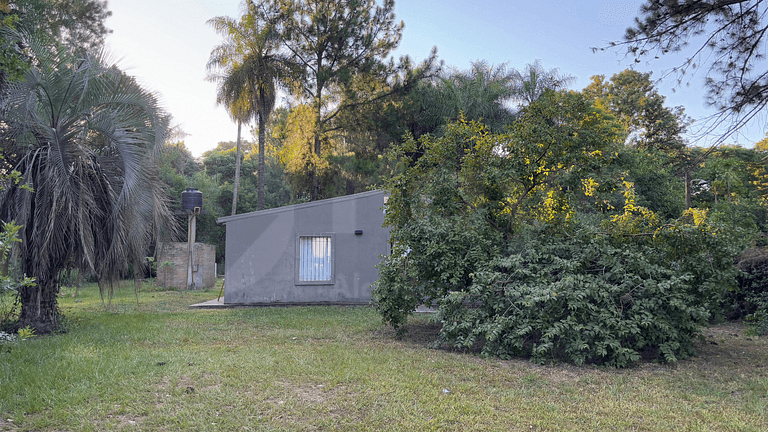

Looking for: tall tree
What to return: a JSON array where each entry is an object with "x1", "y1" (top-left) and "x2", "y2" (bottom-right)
[
  {"x1": 16, "y1": 0, "x2": 111, "y2": 53},
  {"x1": 584, "y1": 69, "x2": 689, "y2": 153},
  {"x1": 256, "y1": 0, "x2": 406, "y2": 200},
  {"x1": 621, "y1": 0, "x2": 768, "y2": 139},
  {"x1": 584, "y1": 69, "x2": 692, "y2": 213},
  {"x1": 207, "y1": 4, "x2": 292, "y2": 212},
  {"x1": 0, "y1": 43, "x2": 175, "y2": 333},
  {"x1": 513, "y1": 59, "x2": 575, "y2": 106},
  {"x1": 1, "y1": 0, "x2": 111, "y2": 74}
]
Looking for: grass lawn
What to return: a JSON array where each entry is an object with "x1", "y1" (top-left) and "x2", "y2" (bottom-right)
[{"x1": 1, "y1": 280, "x2": 767, "y2": 431}]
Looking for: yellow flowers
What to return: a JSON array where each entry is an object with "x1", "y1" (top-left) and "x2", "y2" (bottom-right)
[
  {"x1": 537, "y1": 190, "x2": 574, "y2": 226},
  {"x1": 604, "y1": 181, "x2": 660, "y2": 235},
  {"x1": 682, "y1": 208, "x2": 709, "y2": 227},
  {"x1": 582, "y1": 178, "x2": 599, "y2": 197}
]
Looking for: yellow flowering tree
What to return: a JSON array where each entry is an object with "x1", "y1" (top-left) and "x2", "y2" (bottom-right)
[
  {"x1": 375, "y1": 89, "x2": 622, "y2": 333},
  {"x1": 375, "y1": 89, "x2": 741, "y2": 366}
]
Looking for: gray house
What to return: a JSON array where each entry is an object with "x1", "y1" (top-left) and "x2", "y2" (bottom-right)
[{"x1": 217, "y1": 190, "x2": 389, "y2": 304}]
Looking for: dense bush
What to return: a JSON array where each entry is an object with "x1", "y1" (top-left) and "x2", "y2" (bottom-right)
[
  {"x1": 734, "y1": 247, "x2": 768, "y2": 334},
  {"x1": 378, "y1": 208, "x2": 739, "y2": 367},
  {"x1": 437, "y1": 220, "x2": 737, "y2": 367},
  {"x1": 374, "y1": 94, "x2": 743, "y2": 367}
]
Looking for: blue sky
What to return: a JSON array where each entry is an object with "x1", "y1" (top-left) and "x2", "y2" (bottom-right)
[{"x1": 105, "y1": 0, "x2": 765, "y2": 157}]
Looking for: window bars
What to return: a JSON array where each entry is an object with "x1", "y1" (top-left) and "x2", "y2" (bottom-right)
[{"x1": 298, "y1": 236, "x2": 332, "y2": 282}]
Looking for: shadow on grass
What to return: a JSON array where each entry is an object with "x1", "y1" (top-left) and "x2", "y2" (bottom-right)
[
  {"x1": 371, "y1": 314, "x2": 490, "y2": 356},
  {"x1": 372, "y1": 314, "x2": 441, "y2": 347},
  {"x1": 374, "y1": 313, "x2": 768, "y2": 378}
]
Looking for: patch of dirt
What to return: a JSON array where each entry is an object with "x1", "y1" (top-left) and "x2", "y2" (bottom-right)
[
  {"x1": 393, "y1": 321, "x2": 443, "y2": 347},
  {"x1": 175, "y1": 375, "x2": 195, "y2": 390},
  {"x1": 268, "y1": 381, "x2": 365, "y2": 431},
  {"x1": 0, "y1": 417, "x2": 19, "y2": 432},
  {"x1": 278, "y1": 380, "x2": 333, "y2": 404},
  {"x1": 692, "y1": 321, "x2": 768, "y2": 374},
  {"x1": 112, "y1": 415, "x2": 149, "y2": 429},
  {"x1": 272, "y1": 381, "x2": 360, "y2": 407}
]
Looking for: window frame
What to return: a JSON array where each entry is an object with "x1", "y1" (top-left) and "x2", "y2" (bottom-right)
[{"x1": 295, "y1": 233, "x2": 335, "y2": 285}]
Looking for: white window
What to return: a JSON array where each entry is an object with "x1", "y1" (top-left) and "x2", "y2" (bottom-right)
[{"x1": 298, "y1": 236, "x2": 333, "y2": 283}]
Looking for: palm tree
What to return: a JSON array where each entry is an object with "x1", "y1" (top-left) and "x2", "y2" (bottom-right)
[
  {"x1": 513, "y1": 60, "x2": 576, "y2": 106},
  {"x1": 441, "y1": 61, "x2": 517, "y2": 131},
  {"x1": 0, "y1": 42, "x2": 175, "y2": 333},
  {"x1": 207, "y1": 57, "x2": 251, "y2": 216},
  {"x1": 410, "y1": 61, "x2": 516, "y2": 139},
  {"x1": 207, "y1": 6, "x2": 289, "y2": 212}
]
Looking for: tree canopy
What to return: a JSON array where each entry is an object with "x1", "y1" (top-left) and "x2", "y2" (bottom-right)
[
  {"x1": 374, "y1": 89, "x2": 748, "y2": 366},
  {"x1": 584, "y1": 69, "x2": 689, "y2": 153},
  {"x1": 512, "y1": 59, "x2": 575, "y2": 106},
  {"x1": 1, "y1": 0, "x2": 111, "y2": 86},
  {"x1": 207, "y1": 3, "x2": 296, "y2": 212},
  {"x1": 251, "y1": 0, "x2": 435, "y2": 200},
  {"x1": 622, "y1": 0, "x2": 768, "y2": 138}
]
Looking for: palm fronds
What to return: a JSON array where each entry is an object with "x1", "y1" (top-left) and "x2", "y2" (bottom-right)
[{"x1": 0, "y1": 42, "x2": 176, "y2": 330}]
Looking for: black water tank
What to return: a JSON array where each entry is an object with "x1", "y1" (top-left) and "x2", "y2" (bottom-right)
[{"x1": 181, "y1": 188, "x2": 203, "y2": 212}]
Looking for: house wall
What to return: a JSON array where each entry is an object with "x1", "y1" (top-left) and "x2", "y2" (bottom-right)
[
  {"x1": 221, "y1": 190, "x2": 388, "y2": 304},
  {"x1": 156, "y1": 242, "x2": 216, "y2": 289}
]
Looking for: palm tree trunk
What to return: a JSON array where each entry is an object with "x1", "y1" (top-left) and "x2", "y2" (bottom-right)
[
  {"x1": 18, "y1": 279, "x2": 58, "y2": 334},
  {"x1": 257, "y1": 112, "x2": 266, "y2": 211},
  {"x1": 232, "y1": 121, "x2": 242, "y2": 216}
]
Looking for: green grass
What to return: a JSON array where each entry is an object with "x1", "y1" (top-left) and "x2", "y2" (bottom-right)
[{"x1": 1, "y1": 280, "x2": 767, "y2": 431}]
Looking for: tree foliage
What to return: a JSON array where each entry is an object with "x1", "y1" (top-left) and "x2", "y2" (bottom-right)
[
  {"x1": 398, "y1": 61, "x2": 516, "y2": 140},
  {"x1": 512, "y1": 59, "x2": 575, "y2": 106},
  {"x1": 622, "y1": 0, "x2": 768, "y2": 136},
  {"x1": 252, "y1": 0, "x2": 434, "y2": 200},
  {"x1": 375, "y1": 90, "x2": 622, "y2": 331},
  {"x1": 584, "y1": 69, "x2": 689, "y2": 153},
  {"x1": 1, "y1": 0, "x2": 111, "y2": 89},
  {"x1": 202, "y1": 139, "x2": 292, "y2": 211},
  {"x1": 614, "y1": 147, "x2": 686, "y2": 219}
]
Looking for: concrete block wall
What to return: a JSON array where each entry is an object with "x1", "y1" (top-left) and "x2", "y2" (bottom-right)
[{"x1": 156, "y1": 242, "x2": 216, "y2": 289}]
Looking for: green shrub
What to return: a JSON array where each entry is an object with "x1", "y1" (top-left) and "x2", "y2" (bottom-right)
[
  {"x1": 745, "y1": 293, "x2": 768, "y2": 335},
  {"x1": 734, "y1": 247, "x2": 768, "y2": 333},
  {"x1": 437, "y1": 230, "x2": 721, "y2": 367},
  {"x1": 1, "y1": 221, "x2": 27, "y2": 330}
]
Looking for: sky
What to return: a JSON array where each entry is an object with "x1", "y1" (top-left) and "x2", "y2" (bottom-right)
[{"x1": 105, "y1": 0, "x2": 766, "y2": 157}]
